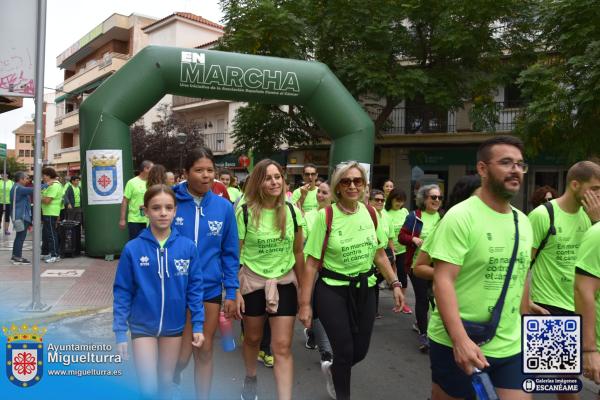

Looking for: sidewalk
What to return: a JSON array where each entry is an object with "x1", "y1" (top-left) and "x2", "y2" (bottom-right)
[{"x1": 0, "y1": 229, "x2": 116, "y2": 325}]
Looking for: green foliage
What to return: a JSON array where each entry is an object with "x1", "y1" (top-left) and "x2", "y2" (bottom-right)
[
  {"x1": 219, "y1": 0, "x2": 538, "y2": 155},
  {"x1": 5, "y1": 157, "x2": 28, "y2": 176},
  {"x1": 516, "y1": 0, "x2": 600, "y2": 161}
]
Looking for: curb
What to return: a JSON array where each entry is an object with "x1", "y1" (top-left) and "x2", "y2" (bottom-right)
[{"x1": 6, "y1": 307, "x2": 112, "y2": 327}]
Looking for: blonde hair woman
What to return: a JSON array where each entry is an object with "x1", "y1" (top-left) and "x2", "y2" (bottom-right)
[{"x1": 299, "y1": 161, "x2": 404, "y2": 400}]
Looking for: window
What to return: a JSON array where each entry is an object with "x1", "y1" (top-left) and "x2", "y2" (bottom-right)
[
  {"x1": 25, "y1": 136, "x2": 31, "y2": 143},
  {"x1": 25, "y1": 150, "x2": 30, "y2": 157},
  {"x1": 19, "y1": 150, "x2": 24, "y2": 157},
  {"x1": 504, "y1": 84, "x2": 524, "y2": 108},
  {"x1": 19, "y1": 136, "x2": 25, "y2": 143}
]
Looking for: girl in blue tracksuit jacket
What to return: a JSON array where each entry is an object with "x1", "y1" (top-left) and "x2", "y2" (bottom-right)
[
  {"x1": 113, "y1": 184, "x2": 205, "y2": 399},
  {"x1": 171, "y1": 147, "x2": 240, "y2": 398}
]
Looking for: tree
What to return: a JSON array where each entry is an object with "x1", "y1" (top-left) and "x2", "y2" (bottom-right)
[
  {"x1": 218, "y1": 0, "x2": 538, "y2": 155},
  {"x1": 4, "y1": 156, "x2": 28, "y2": 176},
  {"x1": 516, "y1": 0, "x2": 600, "y2": 161},
  {"x1": 130, "y1": 104, "x2": 205, "y2": 173}
]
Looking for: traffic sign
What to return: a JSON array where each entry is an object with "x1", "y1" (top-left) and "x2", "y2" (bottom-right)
[{"x1": 0, "y1": 143, "x2": 6, "y2": 158}]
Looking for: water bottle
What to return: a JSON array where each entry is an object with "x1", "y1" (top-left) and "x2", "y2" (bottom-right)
[
  {"x1": 471, "y1": 368, "x2": 499, "y2": 400},
  {"x1": 219, "y1": 311, "x2": 236, "y2": 352}
]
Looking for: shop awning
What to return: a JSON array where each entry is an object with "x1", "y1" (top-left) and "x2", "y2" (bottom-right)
[{"x1": 54, "y1": 77, "x2": 108, "y2": 103}]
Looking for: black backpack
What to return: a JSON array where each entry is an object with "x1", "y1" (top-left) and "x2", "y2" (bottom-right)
[{"x1": 530, "y1": 202, "x2": 556, "y2": 267}]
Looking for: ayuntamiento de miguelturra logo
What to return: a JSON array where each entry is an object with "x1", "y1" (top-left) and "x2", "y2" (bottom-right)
[{"x1": 3, "y1": 324, "x2": 46, "y2": 388}]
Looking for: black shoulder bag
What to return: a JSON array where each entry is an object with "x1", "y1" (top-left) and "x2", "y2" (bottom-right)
[{"x1": 461, "y1": 209, "x2": 519, "y2": 346}]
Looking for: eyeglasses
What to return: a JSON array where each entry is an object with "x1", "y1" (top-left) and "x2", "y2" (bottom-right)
[
  {"x1": 428, "y1": 195, "x2": 443, "y2": 201},
  {"x1": 487, "y1": 159, "x2": 529, "y2": 173},
  {"x1": 372, "y1": 198, "x2": 385, "y2": 203},
  {"x1": 339, "y1": 177, "x2": 365, "y2": 188},
  {"x1": 304, "y1": 172, "x2": 318, "y2": 177}
]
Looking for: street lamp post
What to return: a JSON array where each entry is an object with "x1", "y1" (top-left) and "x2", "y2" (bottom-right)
[{"x1": 176, "y1": 131, "x2": 187, "y2": 175}]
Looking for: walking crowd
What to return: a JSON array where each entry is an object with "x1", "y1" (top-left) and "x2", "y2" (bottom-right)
[{"x1": 106, "y1": 135, "x2": 600, "y2": 400}]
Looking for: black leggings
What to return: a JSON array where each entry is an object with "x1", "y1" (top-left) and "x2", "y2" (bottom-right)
[
  {"x1": 315, "y1": 279, "x2": 376, "y2": 400},
  {"x1": 409, "y1": 270, "x2": 430, "y2": 334}
]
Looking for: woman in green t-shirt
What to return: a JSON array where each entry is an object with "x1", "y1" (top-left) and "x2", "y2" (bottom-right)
[
  {"x1": 299, "y1": 161, "x2": 404, "y2": 400},
  {"x1": 399, "y1": 184, "x2": 443, "y2": 353},
  {"x1": 384, "y1": 188, "x2": 410, "y2": 310},
  {"x1": 234, "y1": 159, "x2": 305, "y2": 400}
]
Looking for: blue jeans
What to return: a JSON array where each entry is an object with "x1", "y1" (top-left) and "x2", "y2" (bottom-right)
[
  {"x1": 12, "y1": 222, "x2": 30, "y2": 258},
  {"x1": 42, "y1": 216, "x2": 60, "y2": 257}
]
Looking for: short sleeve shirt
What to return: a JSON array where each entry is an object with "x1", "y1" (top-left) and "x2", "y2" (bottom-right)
[
  {"x1": 304, "y1": 203, "x2": 387, "y2": 287},
  {"x1": 292, "y1": 187, "x2": 318, "y2": 213},
  {"x1": 1, "y1": 180, "x2": 14, "y2": 204},
  {"x1": 124, "y1": 176, "x2": 148, "y2": 224},
  {"x1": 41, "y1": 181, "x2": 63, "y2": 217},
  {"x1": 237, "y1": 204, "x2": 305, "y2": 278},
  {"x1": 303, "y1": 209, "x2": 319, "y2": 241},
  {"x1": 574, "y1": 223, "x2": 600, "y2": 350},
  {"x1": 227, "y1": 187, "x2": 242, "y2": 203},
  {"x1": 385, "y1": 208, "x2": 409, "y2": 255},
  {"x1": 529, "y1": 200, "x2": 591, "y2": 311},
  {"x1": 426, "y1": 196, "x2": 533, "y2": 358},
  {"x1": 413, "y1": 211, "x2": 441, "y2": 265}
]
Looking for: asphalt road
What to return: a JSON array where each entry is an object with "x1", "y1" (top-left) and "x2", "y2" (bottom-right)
[{"x1": 48, "y1": 291, "x2": 597, "y2": 400}]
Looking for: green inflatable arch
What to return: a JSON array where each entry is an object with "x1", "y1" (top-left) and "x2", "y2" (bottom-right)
[{"x1": 79, "y1": 45, "x2": 374, "y2": 257}]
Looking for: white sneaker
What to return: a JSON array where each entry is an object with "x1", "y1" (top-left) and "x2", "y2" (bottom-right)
[
  {"x1": 321, "y1": 359, "x2": 336, "y2": 399},
  {"x1": 45, "y1": 256, "x2": 59, "y2": 263}
]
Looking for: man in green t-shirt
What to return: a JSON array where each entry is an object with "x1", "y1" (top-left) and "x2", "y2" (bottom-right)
[
  {"x1": 427, "y1": 136, "x2": 533, "y2": 400},
  {"x1": 119, "y1": 160, "x2": 153, "y2": 240},
  {"x1": 528, "y1": 161, "x2": 600, "y2": 317},
  {"x1": 292, "y1": 164, "x2": 319, "y2": 213},
  {"x1": 41, "y1": 167, "x2": 63, "y2": 263},
  {"x1": 64, "y1": 175, "x2": 83, "y2": 225},
  {"x1": 0, "y1": 174, "x2": 14, "y2": 235},
  {"x1": 574, "y1": 223, "x2": 600, "y2": 384}
]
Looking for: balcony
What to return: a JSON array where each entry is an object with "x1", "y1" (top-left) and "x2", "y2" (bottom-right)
[
  {"x1": 203, "y1": 133, "x2": 226, "y2": 153},
  {"x1": 57, "y1": 53, "x2": 129, "y2": 97},
  {"x1": 53, "y1": 146, "x2": 80, "y2": 164},
  {"x1": 172, "y1": 95, "x2": 229, "y2": 111},
  {"x1": 54, "y1": 110, "x2": 79, "y2": 132}
]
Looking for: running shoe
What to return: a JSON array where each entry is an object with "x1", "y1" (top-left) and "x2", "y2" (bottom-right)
[
  {"x1": 375, "y1": 313, "x2": 383, "y2": 319},
  {"x1": 418, "y1": 333, "x2": 429, "y2": 353},
  {"x1": 412, "y1": 322, "x2": 420, "y2": 334},
  {"x1": 321, "y1": 358, "x2": 336, "y2": 399},
  {"x1": 257, "y1": 350, "x2": 274, "y2": 368},
  {"x1": 241, "y1": 375, "x2": 258, "y2": 400},
  {"x1": 45, "y1": 256, "x2": 60, "y2": 264},
  {"x1": 10, "y1": 256, "x2": 31, "y2": 265},
  {"x1": 304, "y1": 327, "x2": 317, "y2": 350},
  {"x1": 401, "y1": 305, "x2": 413, "y2": 314}
]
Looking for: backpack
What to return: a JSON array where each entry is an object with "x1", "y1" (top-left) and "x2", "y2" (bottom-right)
[
  {"x1": 318, "y1": 204, "x2": 378, "y2": 270},
  {"x1": 530, "y1": 202, "x2": 556, "y2": 267},
  {"x1": 240, "y1": 202, "x2": 298, "y2": 239}
]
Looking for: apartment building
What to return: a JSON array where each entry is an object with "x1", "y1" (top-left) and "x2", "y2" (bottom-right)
[
  {"x1": 13, "y1": 121, "x2": 34, "y2": 172},
  {"x1": 52, "y1": 13, "x2": 157, "y2": 175}
]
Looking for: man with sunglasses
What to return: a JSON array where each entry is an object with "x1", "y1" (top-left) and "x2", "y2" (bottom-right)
[
  {"x1": 426, "y1": 136, "x2": 534, "y2": 400},
  {"x1": 526, "y1": 161, "x2": 600, "y2": 320},
  {"x1": 292, "y1": 163, "x2": 320, "y2": 213}
]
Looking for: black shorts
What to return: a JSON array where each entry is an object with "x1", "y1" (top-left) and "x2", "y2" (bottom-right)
[
  {"x1": 131, "y1": 331, "x2": 183, "y2": 340},
  {"x1": 534, "y1": 302, "x2": 575, "y2": 315},
  {"x1": 243, "y1": 283, "x2": 298, "y2": 317},
  {"x1": 430, "y1": 340, "x2": 525, "y2": 398},
  {"x1": 204, "y1": 295, "x2": 222, "y2": 305}
]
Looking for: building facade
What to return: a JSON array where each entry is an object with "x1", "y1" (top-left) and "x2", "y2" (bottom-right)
[{"x1": 13, "y1": 121, "x2": 34, "y2": 172}]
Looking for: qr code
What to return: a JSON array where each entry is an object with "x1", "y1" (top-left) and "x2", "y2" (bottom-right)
[{"x1": 522, "y1": 315, "x2": 581, "y2": 374}]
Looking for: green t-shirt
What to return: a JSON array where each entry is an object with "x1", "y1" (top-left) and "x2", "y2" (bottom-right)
[
  {"x1": 574, "y1": 223, "x2": 600, "y2": 350},
  {"x1": 529, "y1": 200, "x2": 591, "y2": 311},
  {"x1": 304, "y1": 209, "x2": 319, "y2": 241},
  {"x1": 237, "y1": 204, "x2": 305, "y2": 278},
  {"x1": 378, "y1": 210, "x2": 395, "y2": 245},
  {"x1": 73, "y1": 185, "x2": 81, "y2": 208},
  {"x1": 124, "y1": 176, "x2": 148, "y2": 224},
  {"x1": 1, "y1": 180, "x2": 14, "y2": 204},
  {"x1": 426, "y1": 196, "x2": 533, "y2": 358},
  {"x1": 292, "y1": 187, "x2": 318, "y2": 213},
  {"x1": 304, "y1": 203, "x2": 387, "y2": 287},
  {"x1": 385, "y1": 208, "x2": 409, "y2": 255},
  {"x1": 413, "y1": 211, "x2": 441, "y2": 265},
  {"x1": 41, "y1": 181, "x2": 63, "y2": 217},
  {"x1": 227, "y1": 187, "x2": 242, "y2": 203}
]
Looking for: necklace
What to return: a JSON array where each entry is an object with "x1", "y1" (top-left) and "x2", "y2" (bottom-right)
[{"x1": 336, "y1": 201, "x2": 359, "y2": 215}]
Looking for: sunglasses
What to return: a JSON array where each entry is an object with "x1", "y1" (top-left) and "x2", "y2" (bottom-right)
[
  {"x1": 428, "y1": 195, "x2": 443, "y2": 201},
  {"x1": 339, "y1": 177, "x2": 365, "y2": 188},
  {"x1": 372, "y1": 198, "x2": 385, "y2": 203}
]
